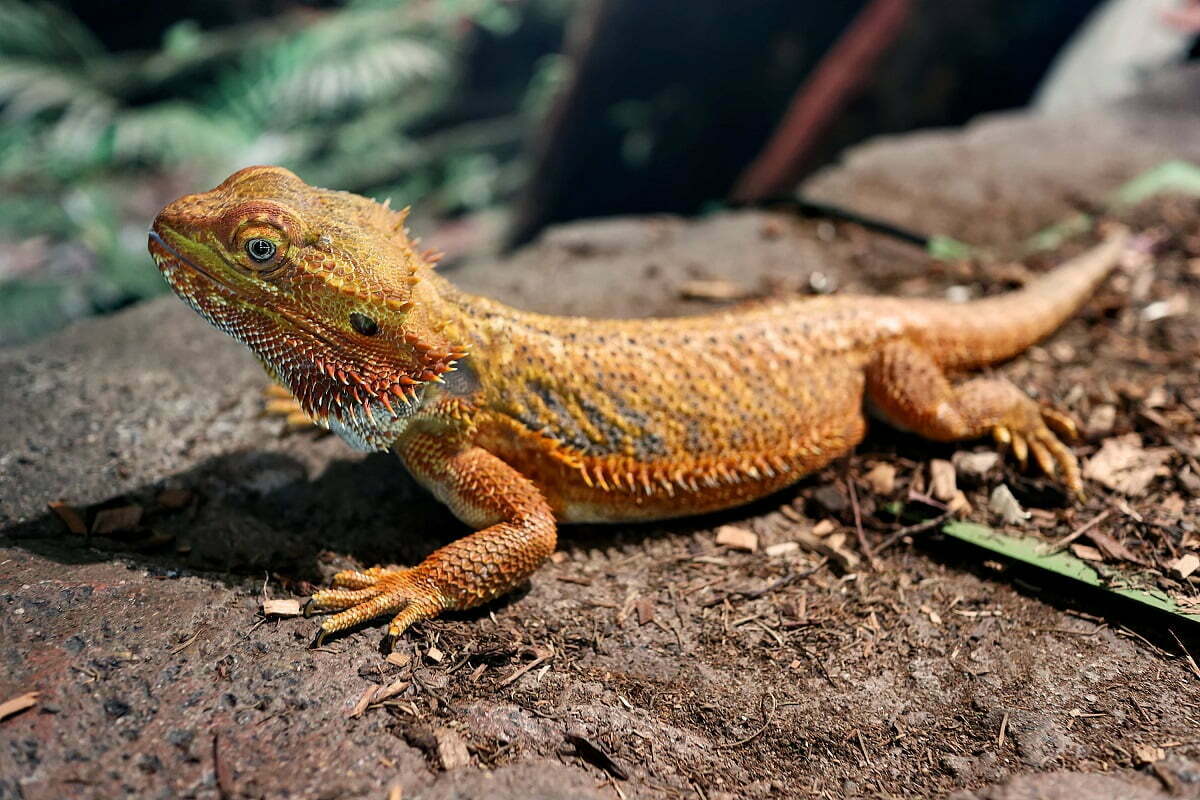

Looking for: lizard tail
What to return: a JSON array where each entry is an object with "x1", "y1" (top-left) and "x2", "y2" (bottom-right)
[{"x1": 913, "y1": 229, "x2": 1129, "y2": 370}]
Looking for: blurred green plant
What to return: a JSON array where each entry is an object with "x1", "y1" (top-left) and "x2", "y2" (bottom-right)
[{"x1": 0, "y1": 0, "x2": 575, "y2": 345}]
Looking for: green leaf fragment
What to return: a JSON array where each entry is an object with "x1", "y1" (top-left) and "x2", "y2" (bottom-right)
[{"x1": 941, "y1": 521, "x2": 1200, "y2": 624}]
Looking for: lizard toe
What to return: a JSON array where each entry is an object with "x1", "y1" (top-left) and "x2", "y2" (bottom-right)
[
  {"x1": 329, "y1": 566, "x2": 401, "y2": 589},
  {"x1": 315, "y1": 568, "x2": 449, "y2": 642}
]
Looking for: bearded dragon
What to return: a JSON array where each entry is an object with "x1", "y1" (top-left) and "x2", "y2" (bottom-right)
[{"x1": 148, "y1": 166, "x2": 1127, "y2": 644}]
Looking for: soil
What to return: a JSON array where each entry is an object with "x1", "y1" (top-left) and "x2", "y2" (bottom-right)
[{"x1": 3, "y1": 67, "x2": 1200, "y2": 800}]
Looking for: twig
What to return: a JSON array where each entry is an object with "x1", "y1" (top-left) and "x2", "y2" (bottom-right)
[
  {"x1": 498, "y1": 649, "x2": 553, "y2": 688},
  {"x1": 1169, "y1": 629, "x2": 1200, "y2": 680},
  {"x1": 212, "y1": 733, "x2": 233, "y2": 800},
  {"x1": 870, "y1": 512, "x2": 951, "y2": 557},
  {"x1": 846, "y1": 479, "x2": 878, "y2": 571},
  {"x1": 997, "y1": 712, "x2": 1009, "y2": 748},
  {"x1": 717, "y1": 693, "x2": 777, "y2": 748},
  {"x1": 1043, "y1": 509, "x2": 1113, "y2": 555}
]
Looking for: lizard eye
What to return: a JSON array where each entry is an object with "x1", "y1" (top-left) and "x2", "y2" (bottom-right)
[
  {"x1": 349, "y1": 312, "x2": 379, "y2": 336},
  {"x1": 245, "y1": 238, "x2": 277, "y2": 263}
]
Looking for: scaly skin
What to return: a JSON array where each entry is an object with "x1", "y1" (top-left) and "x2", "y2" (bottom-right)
[{"x1": 148, "y1": 166, "x2": 1128, "y2": 644}]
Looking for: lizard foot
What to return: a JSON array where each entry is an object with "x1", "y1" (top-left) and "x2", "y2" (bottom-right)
[
  {"x1": 990, "y1": 404, "x2": 1082, "y2": 498},
  {"x1": 262, "y1": 383, "x2": 320, "y2": 432},
  {"x1": 308, "y1": 566, "x2": 445, "y2": 646}
]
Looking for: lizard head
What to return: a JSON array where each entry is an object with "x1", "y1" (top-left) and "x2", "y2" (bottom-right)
[{"x1": 148, "y1": 165, "x2": 467, "y2": 449}]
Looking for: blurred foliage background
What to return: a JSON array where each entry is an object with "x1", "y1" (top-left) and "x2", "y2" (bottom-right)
[
  {"x1": 0, "y1": 0, "x2": 576, "y2": 345},
  {"x1": 2, "y1": 0, "x2": 1184, "y2": 347}
]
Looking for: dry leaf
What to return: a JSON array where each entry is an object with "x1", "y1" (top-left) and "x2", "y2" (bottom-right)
[
  {"x1": 374, "y1": 678, "x2": 411, "y2": 704},
  {"x1": 953, "y1": 451, "x2": 1000, "y2": 479},
  {"x1": 863, "y1": 463, "x2": 896, "y2": 495},
  {"x1": 1085, "y1": 528, "x2": 1144, "y2": 565},
  {"x1": 1083, "y1": 434, "x2": 1173, "y2": 495},
  {"x1": 47, "y1": 501, "x2": 86, "y2": 534},
  {"x1": 1084, "y1": 405, "x2": 1116, "y2": 439},
  {"x1": 156, "y1": 489, "x2": 194, "y2": 509},
  {"x1": 1169, "y1": 553, "x2": 1200, "y2": 580},
  {"x1": 929, "y1": 460, "x2": 957, "y2": 502},
  {"x1": 0, "y1": 692, "x2": 38, "y2": 722},
  {"x1": 989, "y1": 485, "x2": 1028, "y2": 525},
  {"x1": 715, "y1": 525, "x2": 758, "y2": 552},
  {"x1": 91, "y1": 505, "x2": 143, "y2": 535}
]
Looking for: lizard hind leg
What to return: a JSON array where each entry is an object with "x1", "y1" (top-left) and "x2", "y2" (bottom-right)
[{"x1": 865, "y1": 340, "x2": 1083, "y2": 497}]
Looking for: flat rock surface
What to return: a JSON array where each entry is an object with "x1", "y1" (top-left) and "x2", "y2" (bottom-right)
[{"x1": 3, "y1": 67, "x2": 1200, "y2": 800}]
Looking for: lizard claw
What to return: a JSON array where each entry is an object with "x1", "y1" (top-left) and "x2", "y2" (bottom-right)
[
  {"x1": 989, "y1": 404, "x2": 1083, "y2": 499},
  {"x1": 1039, "y1": 406, "x2": 1079, "y2": 440}
]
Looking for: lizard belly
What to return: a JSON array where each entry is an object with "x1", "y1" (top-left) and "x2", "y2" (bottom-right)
[{"x1": 474, "y1": 371, "x2": 868, "y2": 523}]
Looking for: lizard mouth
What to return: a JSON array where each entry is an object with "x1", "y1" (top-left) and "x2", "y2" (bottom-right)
[{"x1": 148, "y1": 229, "x2": 241, "y2": 297}]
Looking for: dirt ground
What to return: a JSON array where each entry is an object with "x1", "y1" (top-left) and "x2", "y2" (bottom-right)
[{"x1": 3, "y1": 68, "x2": 1200, "y2": 800}]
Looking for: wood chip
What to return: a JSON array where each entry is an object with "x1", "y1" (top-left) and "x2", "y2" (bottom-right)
[
  {"x1": 989, "y1": 485, "x2": 1028, "y2": 525},
  {"x1": 47, "y1": 501, "x2": 86, "y2": 534},
  {"x1": 262, "y1": 598, "x2": 303, "y2": 617},
  {"x1": 425, "y1": 646, "x2": 444, "y2": 664},
  {"x1": 919, "y1": 605, "x2": 942, "y2": 625},
  {"x1": 434, "y1": 727, "x2": 471, "y2": 770},
  {"x1": 1133, "y1": 743, "x2": 1165, "y2": 765},
  {"x1": 947, "y1": 491, "x2": 971, "y2": 516},
  {"x1": 1070, "y1": 543, "x2": 1104, "y2": 562},
  {"x1": 386, "y1": 651, "x2": 411, "y2": 668},
  {"x1": 91, "y1": 505, "x2": 143, "y2": 535},
  {"x1": 0, "y1": 692, "x2": 38, "y2": 722},
  {"x1": 156, "y1": 488, "x2": 194, "y2": 509},
  {"x1": 812, "y1": 519, "x2": 836, "y2": 537},
  {"x1": 764, "y1": 541, "x2": 799, "y2": 557},
  {"x1": 929, "y1": 459, "x2": 957, "y2": 502},
  {"x1": 677, "y1": 279, "x2": 751, "y2": 301},
  {"x1": 793, "y1": 529, "x2": 858, "y2": 570},
  {"x1": 1169, "y1": 553, "x2": 1200, "y2": 580},
  {"x1": 634, "y1": 595, "x2": 655, "y2": 626},
  {"x1": 715, "y1": 525, "x2": 758, "y2": 552},
  {"x1": 863, "y1": 463, "x2": 896, "y2": 495}
]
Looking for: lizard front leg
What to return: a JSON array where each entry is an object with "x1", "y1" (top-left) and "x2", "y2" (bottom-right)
[
  {"x1": 308, "y1": 431, "x2": 556, "y2": 643},
  {"x1": 865, "y1": 340, "x2": 1082, "y2": 496}
]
